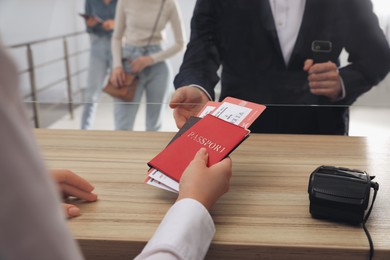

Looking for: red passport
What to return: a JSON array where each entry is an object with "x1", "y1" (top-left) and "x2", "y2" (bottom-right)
[{"x1": 148, "y1": 114, "x2": 250, "y2": 182}]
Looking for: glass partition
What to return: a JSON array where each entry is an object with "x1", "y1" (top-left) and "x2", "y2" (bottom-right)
[
  {"x1": 1, "y1": 0, "x2": 389, "y2": 136},
  {"x1": 22, "y1": 99, "x2": 389, "y2": 138}
]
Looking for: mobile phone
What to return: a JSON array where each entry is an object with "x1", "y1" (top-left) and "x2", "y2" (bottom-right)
[
  {"x1": 311, "y1": 40, "x2": 332, "y2": 63},
  {"x1": 79, "y1": 13, "x2": 90, "y2": 19},
  {"x1": 79, "y1": 13, "x2": 103, "y2": 23}
]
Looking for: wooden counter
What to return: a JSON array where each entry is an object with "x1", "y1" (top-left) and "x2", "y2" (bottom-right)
[{"x1": 34, "y1": 129, "x2": 390, "y2": 260}]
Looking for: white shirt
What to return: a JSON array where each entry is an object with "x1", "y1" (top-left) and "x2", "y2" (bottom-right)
[
  {"x1": 135, "y1": 199, "x2": 215, "y2": 260},
  {"x1": 269, "y1": 0, "x2": 345, "y2": 99},
  {"x1": 193, "y1": 0, "x2": 307, "y2": 100},
  {"x1": 268, "y1": 0, "x2": 306, "y2": 65}
]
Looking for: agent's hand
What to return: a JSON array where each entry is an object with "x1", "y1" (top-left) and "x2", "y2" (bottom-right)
[
  {"x1": 177, "y1": 148, "x2": 232, "y2": 211},
  {"x1": 303, "y1": 59, "x2": 343, "y2": 101},
  {"x1": 51, "y1": 169, "x2": 98, "y2": 219},
  {"x1": 102, "y1": 19, "x2": 115, "y2": 31},
  {"x1": 110, "y1": 66, "x2": 126, "y2": 87},
  {"x1": 169, "y1": 86, "x2": 210, "y2": 129},
  {"x1": 86, "y1": 17, "x2": 99, "y2": 27},
  {"x1": 130, "y1": 56, "x2": 154, "y2": 73}
]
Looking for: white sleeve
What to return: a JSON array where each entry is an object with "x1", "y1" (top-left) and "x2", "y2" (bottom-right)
[
  {"x1": 0, "y1": 45, "x2": 84, "y2": 260},
  {"x1": 112, "y1": 0, "x2": 126, "y2": 68},
  {"x1": 150, "y1": 0, "x2": 186, "y2": 63},
  {"x1": 135, "y1": 198, "x2": 215, "y2": 260}
]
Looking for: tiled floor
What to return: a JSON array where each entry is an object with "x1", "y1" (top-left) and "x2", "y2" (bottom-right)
[{"x1": 49, "y1": 93, "x2": 390, "y2": 137}]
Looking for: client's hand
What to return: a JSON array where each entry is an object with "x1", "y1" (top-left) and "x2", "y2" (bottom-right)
[
  {"x1": 177, "y1": 148, "x2": 232, "y2": 211},
  {"x1": 169, "y1": 86, "x2": 210, "y2": 129},
  {"x1": 51, "y1": 169, "x2": 98, "y2": 219}
]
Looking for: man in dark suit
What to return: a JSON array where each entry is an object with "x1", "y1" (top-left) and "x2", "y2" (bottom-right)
[{"x1": 170, "y1": 0, "x2": 390, "y2": 135}]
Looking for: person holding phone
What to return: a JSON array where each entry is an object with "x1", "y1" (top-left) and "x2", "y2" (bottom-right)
[
  {"x1": 81, "y1": 0, "x2": 117, "y2": 130},
  {"x1": 170, "y1": 0, "x2": 390, "y2": 135}
]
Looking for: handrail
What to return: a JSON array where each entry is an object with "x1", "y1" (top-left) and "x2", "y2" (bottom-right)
[
  {"x1": 9, "y1": 31, "x2": 89, "y2": 128},
  {"x1": 8, "y1": 31, "x2": 86, "y2": 49}
]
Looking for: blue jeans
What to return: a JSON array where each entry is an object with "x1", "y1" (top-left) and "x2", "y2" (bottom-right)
[
  {"x1": 81, "y1": 34, "x2": 112, "y2": 129},
  {"x1": 114, "y1": 44, "x2": 170, "y2": 131}
]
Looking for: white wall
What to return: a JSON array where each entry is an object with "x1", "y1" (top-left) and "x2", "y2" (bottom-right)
[
  {"x1": 353, "y1": 0, "x2": 390, "y2": 106},
  {"x1": 0, "y1": 0, "x2": 196, "y2": 102},
  {"x1": 0, "y1": 0, "x2": 84, "y2": 45},
  {"x1": 167, "y1": 0, "x2": 196, "y2": 77},
  {"x1": 0, "y1": 0, "x2": 88, "y2": 102}
]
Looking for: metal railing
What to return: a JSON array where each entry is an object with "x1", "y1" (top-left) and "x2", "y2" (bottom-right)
[{"x1": 9, "y1": 31, "x2": 89, "y2": 128}]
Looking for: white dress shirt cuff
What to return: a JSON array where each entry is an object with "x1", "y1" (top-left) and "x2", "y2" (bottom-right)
[
  {"x1": 135, "y1": 198, "x2": 215, "y2": 260},
  {"x1": 189, "y1": 84, "x2": 213, "y2": 101},
  {"x1": 338, "y1": 77, "x2": 346, "y2": 100},
  {"x1": 332, "y1": 76, "x2": 346, "y2": 102}
]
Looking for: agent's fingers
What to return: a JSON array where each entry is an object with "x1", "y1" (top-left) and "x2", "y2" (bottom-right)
[
  {"x1": 53, "y1": 169, "x2": 95, "y2": 193},
  {"x1": 63, "y1": 203, "x2": 81, "y2": 219},
  {"x1": 189, "y1": 148, "x2": 209, "y2": 167},
  {"x1": 211, "y1": 156, "x2": 232, "y2": 175},
  {"x1": 60, "y1": 183, "x2": 98, "y2": 202}
]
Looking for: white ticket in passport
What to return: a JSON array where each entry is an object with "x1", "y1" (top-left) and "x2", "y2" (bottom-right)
[{"x1": 211, "y1": 97, "x2": 266, "y2": 128}]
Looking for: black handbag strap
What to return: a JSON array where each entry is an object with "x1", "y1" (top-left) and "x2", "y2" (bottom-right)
[
  {"x1": 122, "y1": 0, "x2": 166, "y2": 63},
  {"x1": 145, "y1": 0, "x2": 166, "y2": 51}
]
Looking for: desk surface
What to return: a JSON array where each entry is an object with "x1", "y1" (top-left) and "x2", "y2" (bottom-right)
[{"x1": 34, "y1": 129, "x2": 390, "y2": 260}]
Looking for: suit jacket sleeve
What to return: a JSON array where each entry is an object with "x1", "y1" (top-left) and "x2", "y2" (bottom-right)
[
  {"x1": 173, "y1": 0, "x2": 220, "y2": 100},
  {"x1": 135, "y1": 198, "x2": 215, "y2": 260}
]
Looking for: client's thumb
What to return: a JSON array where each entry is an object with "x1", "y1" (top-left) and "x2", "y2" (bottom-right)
[{"x1": 169, "y1": 88, "x2": 186, "y2": 108}]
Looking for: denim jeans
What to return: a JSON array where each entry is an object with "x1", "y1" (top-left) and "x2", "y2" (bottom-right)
[
  {"x1": 114, "y1": 44, "x2": 170, "y2": 131},
  {"x1": 81, "y1": 34, "x2": 112, "y2": 129}
]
